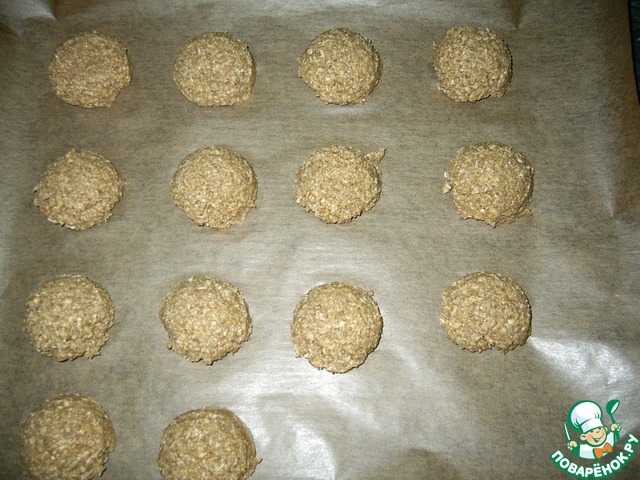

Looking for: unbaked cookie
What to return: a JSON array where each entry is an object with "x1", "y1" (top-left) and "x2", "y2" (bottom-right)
[
  {"x1": 34, "y1": 149, "x2": 125, "y2": 231},
  {"x1": 298, "y1": 28, "x2": 382, "y2": 105},
  {"x1": 170, "y1": 146, "x2": 257, "y2": 230},
  {"x1": 433, "y1": 26, "x2": 511, "y2": 102},
  {"x1": 19, "y1": 394, "x2": 116, "y2": 480},
  {"x1": 160, "y1": 275, "x2": 252, "y2": 365},
  {"x1": 291, "y1": 282, "x2": 383, "y2": 373},
  {"x1": 174, "y1": 32, "x2": 256, "y2": 106},
  {"x1": 158, "y1": 407, "x2": 259, "y2": 480},
  {"x1": 443, "y1": 142, "x2": 533, "y2": 226},
  {"x1": 296, "y1": 145, "x2": 385, "y2": 223},
  {"x1": 25, "y1": 275, "x2": 114, "y2": 361},
  {"x1": 48, "y1": 31, "x2": 132, "y2": 108},
  {"x1": 440, "y1": 272, "x2": 531, "y2": 353}
]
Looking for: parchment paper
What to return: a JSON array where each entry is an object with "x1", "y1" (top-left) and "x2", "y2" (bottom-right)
[{"x1": 1, "y1": 1, "x2": 639, "y2": 478}]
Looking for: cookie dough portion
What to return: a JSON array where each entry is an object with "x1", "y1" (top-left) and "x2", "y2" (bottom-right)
[
  {"x1": 174, "y1": 32, "x2": 256, "y2": 106},
  {"x1": 433, "y1": 26, "x2": 511, "y2": 102},
  {"x1": 291, "y1": 282, "x2": 383, "y2": 373},
  {"x1": 170, "y1": 146, "x2": 257, "y2": 231},
  {"x1": 48, "y1": 31, "x2": 132, "y2": 108},
  {"x1": 296, "y1": 145, "x2": 385, "y2": 223},
  {"x1": 298, "y1": 28, "x2": 382, "y2": 105},
  {"x1": 443, "y1": 142, "x2": 533, "y2": 226},
  {"x1": 158, "y1": 407, "x2": 259, "y2": 480},
  {"x1": 20, "y1": 394, "x2": 116, "y2": 480},
  {"x1": 34, "y1": 149, "x2": 125, "y2": 231},
  {"x1": 441, "y1": 272, "x2": 531, "y2": 353},
  {"x1": 25, "y1": 275, "x2": 115, "y2": 361},
  {"x1": 160, "y1": 275, "x2": 252, "y2": 365}
]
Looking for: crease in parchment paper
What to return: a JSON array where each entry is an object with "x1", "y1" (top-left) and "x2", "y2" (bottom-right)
[{"x1": 0, "y1": 1, "x2": 54, "y2": 37}]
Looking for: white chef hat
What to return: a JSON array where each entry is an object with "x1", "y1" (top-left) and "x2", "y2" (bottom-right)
[{"x1": 569, "y1": 400, "x2": 604, "y2": 433}]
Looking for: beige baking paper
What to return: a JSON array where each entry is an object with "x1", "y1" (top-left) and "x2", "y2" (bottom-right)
[{"x1": 1, "y1": 1, "x2": 639, "y2": 478}]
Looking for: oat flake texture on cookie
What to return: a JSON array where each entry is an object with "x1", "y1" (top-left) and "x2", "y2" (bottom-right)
[
  {"x1": 433, "y1": 25, "x2": 512, "y2": 103},
  {"x1": 25, "y1": 274, "x2": 115, "y2": 361},
  {"x1": 48, "y1": 31, "x2": 132, "y2": 108},
  {"x1": 443, "y1": 142, "x2": 533, "y2": 226},
  {"x1": 298, "y1": 28, "x2": 382, "y2": 105},
  {"x1": 158, "y1": 407, "x2": 259, "y2": 480},
  {"x1": 170, "y1": 146, "x2": 258, "y2": 230},
  {"x1": 174, "y1": 32, "x2": 256, "y2": 106},
  {"x1": 160, "y1": 275, "x2": 253, "y2": 365},
  {"x1": 440, "y1": 272, "x2": 532, "y2": 353},
  {"x1": 33, "y1": 149, "x2": 125, "y2": 231},
  {"x1": 291, "y1": 282, "x2": 383, "y2": 373},
  {"x1": 19, "y1": 394, "x2": 116, "y2": 480},
  {"x1": 296, "y1": 145, "x2": 385, "y2": 223}
]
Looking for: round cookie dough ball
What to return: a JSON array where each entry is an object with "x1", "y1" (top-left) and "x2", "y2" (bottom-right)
[
  {"x1": 440, "y1": 272, "x2": 531, "y2": 353},
  {"x1": 158, "y1": 407, "x2": 259, "y2": 480},
  {"x1": 174, "y1": 32, "x2": 256, "y2": 106},
  {"x1": 25, "y1": 275, "x2": 115, "y2": 361},
  {"x1": 48, "y1": 31, "x2": 132, "y2": 108},
  {"x1": 20, "y1": 394, "x2": 116, "y2": 480},
  {"x1": 433, "y1": 26, "x2": 512, "y2": 102},
  {"x1": 443, "y1": 142, "x2": 533, "y2": 226},
  {"x1": 298, "y1": 28, "x2": 382, "y2": 105},
  {"x1": 160, "y1": 275, "x2": 252, "y2": 365},
  {"x1": 291, "y1": 282, "x2": 383, "y2": 373},
  {"x1": 296, "y1": 145, "x2": 385, "y2": 224},
  {"x1": 170, "y1": 146, "x2": 258, "y2": 231},
  {"x1": 34, "y1": 149, "x2": 125, "y2": 231}
]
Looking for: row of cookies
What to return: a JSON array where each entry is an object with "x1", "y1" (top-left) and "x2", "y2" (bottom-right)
[
  {"x1": 34, "y1": 142, "x2": 533, "y2": 231},
  {"x1": 24, "y1": 274, "x2": 383, "y2": 373},
  {"x1": 25, "y1": 269, "x2": 531, "y2": 370},
  {"x1": 19, "y1": 393, "x2": 259, "y2": 480},
  {"x1": 49, "y1": 26, "x2": 512, "y2": 108}
]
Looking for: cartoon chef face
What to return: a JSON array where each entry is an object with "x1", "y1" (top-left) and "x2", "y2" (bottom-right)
[
  {"x1": 565, "y1": 399, "x2": 621, "y2": 460},
  {"x1": 569, "y1": 400, "x2": 605, "y2": 437},
  {"x1": 581, "y1": 426, "x2": 609, "y2": 447}
]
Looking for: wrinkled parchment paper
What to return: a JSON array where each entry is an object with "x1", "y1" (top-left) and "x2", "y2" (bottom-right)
[{"x1": 1, "y1": 1, "x2": 639, "y2": 478}]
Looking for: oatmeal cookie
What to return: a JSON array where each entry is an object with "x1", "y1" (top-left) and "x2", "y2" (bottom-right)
[
  {"x1": 160, "y1": 275, "x2": 252, "y2": 364},
  {"x1": 441, "y1": 272, "x2": 531, "y2": 353},
  {"x1": 48, "y1": 31, "x2": 132, "y2": 108},
  {"x1": 296, "y1": 145, "x2": 385, "y2": 223},
  {"x1": 291, "y1": 282, "x2": 383, "y2": 373},
  {"x1": 158, "y1": 407, "x2": 259, "y2": 480},
  {"x1": 298, "y1": 28, "x2": 382, "y2": 104},
  {"x1": 443, "y1": 142, "x2": 533, "y2": 226},
  {"x1": 20, "y1": 394, "x2": 116, "y2": 480},
  {"x1": 34, "y1": 149, "x2": 125, "y2": 231},
  {"x1": 174, "y1": 32, "x2": 256, "y2": 106},
  {"x1": 25, "y1": 275, "x2": 114, "y2": 361},
  {"x1": 433, "y1": 26, "x2": 511, "y2": 102}
]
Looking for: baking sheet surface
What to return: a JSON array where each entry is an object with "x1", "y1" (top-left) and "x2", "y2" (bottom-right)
[{"x1": 1, "y1": 1, "x2": 639, "y2": 478}]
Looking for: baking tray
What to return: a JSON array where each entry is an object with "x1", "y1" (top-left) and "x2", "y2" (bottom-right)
[{"x1": 1, "y1": 1, "x2": 639, "y2": 478}]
